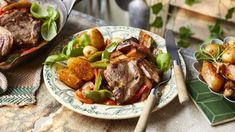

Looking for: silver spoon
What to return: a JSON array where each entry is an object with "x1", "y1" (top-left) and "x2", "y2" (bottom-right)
[{"x1": 134, "y1": 69, "x2": 172, "y2": 132}]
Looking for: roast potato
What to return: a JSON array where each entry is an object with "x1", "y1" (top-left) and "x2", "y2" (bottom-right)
[
  {"x1": 201, "y1": 61, "x2": 225, "y2": 92},
  {"x1": 83, "y1": 46, "x2": 98, "y2": 58},
  {"x1": 203, "y1": 44, "x2": 221, "y2": 57},
  {"x1": 57, "y1": 68, "x2": 83, "y2": 90},
  {"x1": 221, "y1": 48, "x2": 235, "y2": 64},
  {"x1": 67, "y1": 57, "x2": 95, "y2": 81},
  {"x1": 224, "y1": 64, "x2": 235, "y2": 81},
  {"x1": 87, "y1": 28, "x2": 105, "y2": 50},
  {"x1": 223, "y1": 81, "x2": 235, "y2": 97}
]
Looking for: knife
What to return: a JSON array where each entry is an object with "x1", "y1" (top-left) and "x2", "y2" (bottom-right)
[{"x1": 165, "y1": 30, "x2": 189, "y2": 104}]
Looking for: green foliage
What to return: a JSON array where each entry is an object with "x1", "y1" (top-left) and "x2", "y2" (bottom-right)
[
  {"x1": 225, "y1": 7, "x2": 235, "y2": 20},
  {"x1": 41, "y1": 19, "x2": 57, "y2": 41},
  {"x1": 151, "y1": 3, "x2": 163, "y2": 15},
  {"x1": 177, "y1": 26, "x2": 194, "y2": 48},
  {"x1": 30, "y1": 2, "x2": 48, "y2": 19},
  {"x1": 156, "y1": 53, "x2": 171, "y2": 72},
  {"x1": 208, "y1": 19, "x2": 223, "y2": 39},
  {"x1": 179, "y1": 26, "x2": 194, "y2": 39},
  {"x1": 150, "y1": 2, "x2": 163, "y2": 28},
  {"x1": 177, "y1": 40, "x2": 190, "y2": 48},
  {"x1": 30, "y1": 2, "x2": 59, "y2": 41},
  {"x1": 185, "y1": 0, "x2": 201, "y2": 6},
  {"x1": 44, "y1": 34, "x2": 91, "y2": 65},
  {"x1": 79, "y1": 34, "x2": 90, "y2": 48},
  {"x1": 151, "y1": 16, "x2": 163, "y2": 28}
]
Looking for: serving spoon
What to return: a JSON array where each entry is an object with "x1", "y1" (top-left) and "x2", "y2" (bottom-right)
[{"x1": 134, "y1": 69, "x2": 172, "y2": 132}]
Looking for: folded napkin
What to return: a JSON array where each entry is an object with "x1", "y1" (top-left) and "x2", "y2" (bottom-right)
[
  {"x1": 187, "y1": 79, "x2": 235, "y2": 126},
  {"x1": 0, "y1": 58, "x2": 43, "y2": 106}
]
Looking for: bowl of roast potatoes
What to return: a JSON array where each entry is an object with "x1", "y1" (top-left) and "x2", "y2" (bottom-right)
[{"x1": 194, "y1": 36, "x2": 235, "y2": 103}]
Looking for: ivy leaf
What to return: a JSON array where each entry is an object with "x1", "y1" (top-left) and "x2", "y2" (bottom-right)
[
  {"x1": 151, "y1": 16, "x2": 163, "y2": 28},
  {"x1": 208, "y1": 19, "x2": 223, "y2": 38},
  {"x1": 179, "y1": 26, "x2": 194, "y2": 39},
  {"x1": 225, "y1": 7, "x2": 235, "y2": 20},
  {"x1": 185, "y1": 0, "x2": 200, "y2": 6},
  {"x1": 151, "y1": 3, "x2": 163, "y2": 15},
  {"x1": 177, "y1": 40, "x2": 190, "y2": 48}
]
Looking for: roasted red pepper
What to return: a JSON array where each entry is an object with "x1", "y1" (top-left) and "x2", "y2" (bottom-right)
[
  {"x1": 2, "y1": 1, "x2": 31, "y2": 11},
  {"x1": 75, "y1": 90, "x2": 93, "y2": 104},
  {"x1": 126, "y1": 84, "x2": 150, "y2": 104},
  {"x1": 105, "y1": 99, "x2": 117, "y2": 105}
]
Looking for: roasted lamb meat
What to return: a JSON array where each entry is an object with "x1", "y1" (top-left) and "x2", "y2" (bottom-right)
[
  {"x1": 0, "y1": 9, "x2": 41, "y2": 48},
  {"x1": 0, "y1": 26, "x2": 13, "y2": 59},
  {"x1": 104, "y1": 59, "x2": 144, "y2": 104}
]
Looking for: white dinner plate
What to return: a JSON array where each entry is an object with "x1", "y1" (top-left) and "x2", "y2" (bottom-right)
[{"x1": 43, "y1": 26, "x2": 186, "y2": 119}]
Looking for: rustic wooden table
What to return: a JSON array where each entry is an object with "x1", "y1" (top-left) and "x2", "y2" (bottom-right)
[{"x1": 0, "y1": 10, "x2": 234, "y2": 132}]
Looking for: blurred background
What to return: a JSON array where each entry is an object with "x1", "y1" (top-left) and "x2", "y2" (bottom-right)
[{"x1": 75, "y1": 0, "x2": 235, "y2": 48}]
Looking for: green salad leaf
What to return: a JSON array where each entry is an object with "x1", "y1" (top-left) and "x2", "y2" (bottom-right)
[
  {"x1": 41, "y1": 19, "x2": 57, "y2": 41},
  {"x1": 79, "y1": 34, "x2": 91, "y2": 48},
  {"x1": 44, "y1": 54, "x2": 67, "y2": 65},
  {"x1": 66, "y1": 39, "x2": 83, "y2": 57},
  {"x1": 30, "y1": 2, "x2": 59, "y2": 41},
  {"x1": 47, "y1": 6, "x2": 59, "y2": 21},
  {"x1": 30, "y1": 2, "x2": 49, "y2": 19},
  {"x1": 156, "y1": 53, "x2": 171, "y2": 72}
]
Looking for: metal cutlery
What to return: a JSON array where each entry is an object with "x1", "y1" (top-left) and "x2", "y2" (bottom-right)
[
  {"x1": 165, "y1": 30, "x2": 189, "y2": 104},
  {"x1": 134, "y1": 69, "x2": 172, "y2": 132}
]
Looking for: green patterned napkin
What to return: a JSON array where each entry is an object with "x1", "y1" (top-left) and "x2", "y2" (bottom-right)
[
  {"x1": 0, "y1": 61, "x2": 42, "y2": 106},
  {"x1": 187, "y1": 79, "x2": 235, "y2": 126}
]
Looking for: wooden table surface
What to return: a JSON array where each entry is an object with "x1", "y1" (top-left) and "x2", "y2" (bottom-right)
[{"x1": 0, "y1": 10, "x2": 234, "y2": 132}]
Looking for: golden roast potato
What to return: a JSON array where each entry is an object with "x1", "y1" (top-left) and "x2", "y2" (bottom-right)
[{"x1": 201, "y1": 61, "x2": 225, "y2": 92}]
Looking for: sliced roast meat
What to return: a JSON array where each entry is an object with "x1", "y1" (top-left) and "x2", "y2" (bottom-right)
[
  {"x1": 116, "y1": 37, "x2": 139, "y2": 53},
  {"x1": 137, "y1": 59, "x2": 162, "y2": 83},
  {"x1": 0, "y1": 9, "x2": 41, "y2": 48},
  {"x1": 109, "y1": 51, "x2": 128, "y2": 63},
  {"x1": 139, "y1": 30, "x2": 154, "y2": 49},
  {"x1": 0, "y1": 26, "x2": 13, "y2": 59},
  {"x1": 104, "y1": 59, "x2": 144, "y2": 104}
]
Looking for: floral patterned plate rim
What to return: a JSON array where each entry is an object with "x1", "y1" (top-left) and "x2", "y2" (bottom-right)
[
  {"x1": 193, "y1": 36, "x2": 235, "y2": 103},
  {"x1": 43, "y1": 26, "x2": 186, "y2": 119}
]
